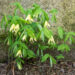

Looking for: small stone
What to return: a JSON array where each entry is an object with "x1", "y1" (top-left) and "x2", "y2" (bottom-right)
[
  {"x1": 60, "y1": 68, "x2": 65, "y2": 73},
  {"x1": 72, "y1": 62, "x2": 75, "y2": 68}
]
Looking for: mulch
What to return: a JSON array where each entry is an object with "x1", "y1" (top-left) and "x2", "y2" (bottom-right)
[{"x1": 0, "y1": 60, "x2": 75, "y2": 75}]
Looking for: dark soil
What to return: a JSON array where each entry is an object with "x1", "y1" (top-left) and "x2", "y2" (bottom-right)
[{"x1": 0, "y1": 60, "x2": 75, "y2": 75}]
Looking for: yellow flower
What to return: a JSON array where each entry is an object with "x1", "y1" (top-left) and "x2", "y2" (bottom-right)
[
  {"x1": 7, "y1": 40, "x2": 9, "y2": 45},
  {"x1": 16, "y1": 50, "x2": 22, "y2": 57},
  {"x1": 15, "y1": 24, "x2": 20, "y2": 34},
  {"x1": 48, "y1": 36, "x2": 55, "y2": 44},
  {"x1": 34, "y1": 37, "x2": 37, "y2": 41},
  {"x1": 22, "y1": 35, "x2": 27, "y2": 41},
  {"x1": 17, "y1": 62, "x2": 22, "y2": 70},
  {"x1": 10, "y1": 24, "x2": 15, "y2": 32},
  {"x1": 29, "y1": 37, "x2": 34, "y2": 42},
  {"x1": 29, "y1": 37, "x2": 37, "y2": 43},
  {"x1": 44, "y1": 21, "x2": 50, "y2": 28},
  {"x1": 10, "y1": 24, "x2": 20, "y2": 34},
  {"x1": 25, "y1": 14, "x2": 34, "y2": 22}
]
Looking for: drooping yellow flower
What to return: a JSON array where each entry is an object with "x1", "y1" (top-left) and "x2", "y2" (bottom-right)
[
  {"x1": 10, "y1": 24, "x2": 15, "y2": 32},
  {"x1": 16, "y1": 50, "x2": 22, "y2": 57},
  {"x1": 29, "y1": 37, "x2": 34, "y2": 43},
  {"x1": 15, "y1": 24, "x2": 20, "y2": 34},
  {"x1": 7, "y1": 40, "x2": 9, "y2": 45},
  {"x1": 25, "y1": 14, "x2": 34, "y2": 22},
  {"x1": 17, "y1": 62, "x2": 22, "y2": 70},
  {"x1": 29, "y1": 37, "x2": 37, "y2": 43},
  {"x1": 10, "y1": 24, "x2": 20, "y2": 34},
  {"x1": 48, "y1": 36, "x2": 55, "y2": 44},
  {"x1": 34, "y1": 37, "x2": 37, "y2": 41},
  {"x1": 22, "y1": 35, "x2": 27, "y2": 41},
  {"x1": 44, "y1": 21, "x2": 50, "y2": 28}
]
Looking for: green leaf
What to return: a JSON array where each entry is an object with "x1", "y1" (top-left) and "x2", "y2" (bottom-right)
[
  {"x1": 32, "y1": 3, "x2": 42, "y2": 18},
  {"x1": 36, "y1": 23, "x2": 43, "y2": 31},
  {"x1": 43, "y1": 28, "x2": 52, "y2": 39},
  {"x1": 33, "y1": 3, "x2": 40, "y2": 8},
  {"x1": 13, "y1": 45, "x2": 18, "y2": 55},
  {"x1": 41, "y1": 49, "x2": 43, "y2": 57},
  {"x1": 0, "y1": 14, "x2": 8, "y2": 30},
  {"x1": 37, "y1": 48, "x2": 40, "y2": 56},
  {"x1": 32, "y1": 3, "x2": 49, "y2": 22},
  {"x1": 11, "y1": 41, "x2": 28, "y2": 49},
  {"x1": 17, "y1": 61, "x2": 22, "y2": 70},
  {"x1": 50, "y1": 55, "x2": 56, "y2": 67},
  {"x1": 50, "y1": 9, "x2": 58, "y2": 22},
  {"x1": 65, "y1": 32, "x2": 75, "y2": 42},
  {"x1": 4, "y1": 14, "x2": 8, "y2": 30},
  {"x1": 25, "y1": 8, "x2": 33, "y2": 16},
  {"x1": 69, "y1": 36, "x2": 73, "y2": 44},
  {"x1": 7, "y1": 33, "x2": 13, "y2": 46},
  {"x1": 10, "y1": 16, "x2": 20, "y2": 24},
  {"x1": 69, "y1": 32, "x2": 75, "y2": 36},
  {"x1": 58, "y1": 27, "x2": 64, "y2": 39},
  {"x1": 33, "y1": 8, "x2": 42, "y2": 18},
  {"x1": 18, "y1": 58, "x2": 24, "y2": 64},
  {"x1": 27, "y1": 50, "x2": 36, "y2": 58},
  {"x1": 40, "y1": 31, "x2": 45, "y2": 42},
  {"x1": 41, "y1": 54, "x2": 50, "y2": 62},
  {"x1": 51, "y1": 14, "x2": 57, "y2": 22},
  {"x1": 65, "y1": 33, "x2": 70, "y2": 42},
  {"x1": 0, "y1": 16, "x2": 5, "y2": 28},
  {"x1": 56, "y1": 54, "x2": 64, "y2": 60},
  {"x1": 58, "y1": 44, "x2": 70, "y2": 52},
  {"x1": 22, "y1": 49, "x2": 27, "y2": 58},
  {"x1": 26, "y1": 26, "x2": 35, "y2": 38},
  {"x1": 42, "y1": 10, "x2": 49, "y2": 21},
  {"x1": 69, "y1": 36, "x2": 75, "y2": 44},
  {"x1": 39, "y1": 45, "x2": 49, "y2": 50},
  {"x1": 50, "y1": 9, "x2": 58, "y2": 14},
  {"x1": 12, "y1": 2, "x2": 26, "y2": 14},
  {"x1": 21, "y1": 25, "x2": 35, "y2": 38}
]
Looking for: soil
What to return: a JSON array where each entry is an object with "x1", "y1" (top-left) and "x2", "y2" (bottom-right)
[{"x1": 0, "y1": 60, "x2": 75, "y2": 75}]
